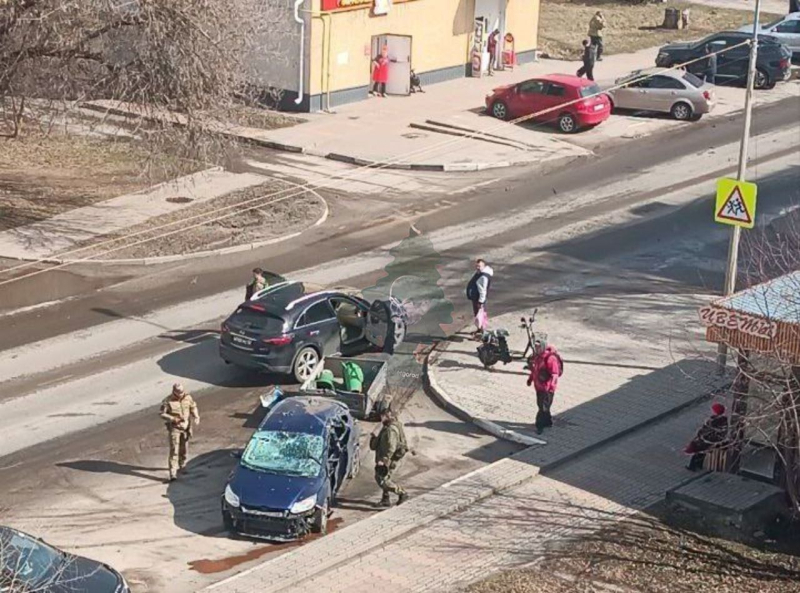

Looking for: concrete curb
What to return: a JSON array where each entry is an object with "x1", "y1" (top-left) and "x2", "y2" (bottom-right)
[
  {"x1": 425, "y1": 338, "x2": 547, "y2": 447},
  {"x1": 0, "y1": 181, "x2": 329, "y2": 267}
]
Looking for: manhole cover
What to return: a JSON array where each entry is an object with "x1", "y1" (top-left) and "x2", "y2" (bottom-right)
[{"x1": 166, "y1": 196, "x2": 193, "y2": 204}]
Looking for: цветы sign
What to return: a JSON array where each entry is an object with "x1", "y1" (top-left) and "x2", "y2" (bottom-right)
[
  {"x1": 321, "y1": 0, "x2": 374, "y2": 10},
  {"x1": 699, "y1": 305, "x2": 779, "y2": 340}
]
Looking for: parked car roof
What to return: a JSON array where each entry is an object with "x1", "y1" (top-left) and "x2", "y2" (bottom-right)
[
  {"x1": 539, "y1": 73, "x2": 595, "y2": 87},
  {"x1": 258, "y1": 397, "x2": 349, "y2": 434}
]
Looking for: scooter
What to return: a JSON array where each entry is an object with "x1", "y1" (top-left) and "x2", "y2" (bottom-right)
[{"x1": 477, "y1": 309, "x2": 538, "y2": 368}]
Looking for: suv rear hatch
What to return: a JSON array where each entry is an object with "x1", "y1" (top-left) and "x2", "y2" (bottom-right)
[{"x1": 224, "y1": 305, "x2": 286, "y2": 351}]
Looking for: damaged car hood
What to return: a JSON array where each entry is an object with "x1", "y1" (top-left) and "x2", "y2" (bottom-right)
[{"x1": 230, "y1": 466, "x2": 323, "y2": 511}]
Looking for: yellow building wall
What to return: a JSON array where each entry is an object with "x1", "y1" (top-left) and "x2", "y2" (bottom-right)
[{"x1": 309, "y1": 0, "x2": 540, "y2": 96}]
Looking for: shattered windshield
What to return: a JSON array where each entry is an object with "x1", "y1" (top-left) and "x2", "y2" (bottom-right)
[
  {"x1": 0, "y1": 533, "x2": 63, "y2": 585},
  {"x1": 241, "y1": 431, "x2": 324, "y2": 477}
]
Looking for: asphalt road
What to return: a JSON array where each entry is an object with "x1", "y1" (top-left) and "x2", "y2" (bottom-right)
[{"x1": 0, "y1": 97, "x2": 797, "y2": 592}]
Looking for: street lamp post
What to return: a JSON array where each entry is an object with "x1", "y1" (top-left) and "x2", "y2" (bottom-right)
[{"x1": 717, "y1": 0, "x2": 762, "y2": 371}]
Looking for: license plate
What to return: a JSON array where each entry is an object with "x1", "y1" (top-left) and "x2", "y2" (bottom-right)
[
  {"x1": 593, "y1": 103, "x2": 604, "y2": 111},
  {"x1": 232, "y1": 334, "x2": 253, "y2": 346}
]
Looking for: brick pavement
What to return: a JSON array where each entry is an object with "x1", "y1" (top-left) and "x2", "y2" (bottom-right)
[
  {"x1": 428, "y1": 293, "x2": 729, "y2": 458},
  {"x1": 216, "y1": 399, "x2": 716, "y2": 593}
]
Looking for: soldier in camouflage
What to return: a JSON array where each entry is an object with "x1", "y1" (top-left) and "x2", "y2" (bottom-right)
[
  {"x1": 370, "y1": 408, "x2": 409, "y2": 507},
  {"x1": 159, "y1": 383, "x2": 200, "y2": 481}
]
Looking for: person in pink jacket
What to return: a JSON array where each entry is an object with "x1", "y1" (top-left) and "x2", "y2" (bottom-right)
[{"x1": 527, "y1": 339, "x2": 563, "y2": 434}]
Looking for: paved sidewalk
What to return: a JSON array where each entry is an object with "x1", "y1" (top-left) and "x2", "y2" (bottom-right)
[
  {"x1": 206, "y1": 291, "x2": 730, "y2": 593},
  {"x1": 0, "y1": 168, "x2": 268, "y2": 260},
  {"x1": 428, "y1": 293, "x2": 728, "y2": 449},
  {"x1": 86, "y1": 46, "x2": 799, "y2": 172}
]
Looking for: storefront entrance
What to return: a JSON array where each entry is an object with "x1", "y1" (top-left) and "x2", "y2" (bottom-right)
[
  {"x1": 474, "y1": 0, "x2": 506, "y2": 71},
  {"x1": 371, "y1": 34, "x2": 412, "y2": 96}
]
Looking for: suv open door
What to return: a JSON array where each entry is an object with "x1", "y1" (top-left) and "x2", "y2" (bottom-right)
[{"x1": 365, "y1": 300, "x2": 401, "y2": 354}]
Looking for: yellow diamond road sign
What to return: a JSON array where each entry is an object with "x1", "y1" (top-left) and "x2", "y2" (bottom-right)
[{"x1": 715, "y1": 178, "x2": 757, "y2": 229}]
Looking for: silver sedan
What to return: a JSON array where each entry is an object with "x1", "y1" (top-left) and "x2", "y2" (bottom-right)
[{"x1": 606, "y1": 68, "x2": 716, "y2": 121}]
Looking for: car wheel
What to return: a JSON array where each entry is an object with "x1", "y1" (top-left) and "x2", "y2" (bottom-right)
[
  {"x1": 491, "y1": 101, "x2": 509, "y2": 120},
  {"x1": 393, "y1": 321, "x2": 406, "y2": 347},
  {"x1": 312, "y1": 498, "x2": 329, "y2": 535},
  {"x1": 348, "y1": 446, "x2": 361, "y2": 479},
  {"x1": 670, "y1": 102, "x2": 693, "y2": 121},
  {"x1": 558, "y1": 113, "x2": 577, "y2": 134},
  {"x1": 293, "y1": 347, "x2": 320, "y2": 383},
  {"x1": 754, "y1": 68, "x2": 770, "y2": 90}
]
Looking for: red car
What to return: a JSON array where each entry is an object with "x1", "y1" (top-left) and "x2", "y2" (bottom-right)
[{"x1": 485, "y1": 74, "x2": 611, "y2": 133}]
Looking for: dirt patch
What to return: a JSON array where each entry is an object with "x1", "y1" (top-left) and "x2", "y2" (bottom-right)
[
  {"x1": 65, "y1": 180, "x2": 326, "y2": 260},
  {"x1": 0, "y1": 130, "x2": 180, "y2": 231},
  {"x1": 220, "y1": 106, "x2": 305, "y2": 131},
  {"x1": 538, "y1": 0, "x2": 780, "y2": 59},
  {"x1": 467, "y1": 506, "x2": 800, "y2": 593}
]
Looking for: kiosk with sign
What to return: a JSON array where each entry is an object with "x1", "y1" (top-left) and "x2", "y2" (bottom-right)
[{"x1": 503, "y1": 33, "x2": 516, "y2": 70}]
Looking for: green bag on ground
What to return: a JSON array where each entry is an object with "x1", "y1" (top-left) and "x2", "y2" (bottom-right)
[
  {"x1": 316, "y1": 369, "x2": 337, "y2": 391},
  {"x1": 341, "y1": 361, "x2": 364, "y2": 393}
]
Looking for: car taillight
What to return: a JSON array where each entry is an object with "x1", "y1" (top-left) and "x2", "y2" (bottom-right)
[
  {"x1": 221, "y1": 322, "x2": 229, "y2": 333},
  {"x1": 779, "y1": 58, "x2": 789, "y2": 69},
  {"x1": 262, "y1": 335, "x2": 293, "y2": 346},
  {"x1": 576, "y1": 99, "x2": 590, "y2": 111},
  {"x1": 703, "y1": 90, "x2": 711, "y2": 100}
]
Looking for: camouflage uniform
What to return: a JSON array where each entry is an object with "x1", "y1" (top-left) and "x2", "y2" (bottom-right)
[
  {"x1": 371, "y1": 418, "x2": 408, "y2": 502},
  {"x1": 159, "y1": 386, "x2": 200, "y2": 480}
]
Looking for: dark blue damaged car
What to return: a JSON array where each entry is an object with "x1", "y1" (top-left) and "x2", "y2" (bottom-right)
[
  {"x1": 0, "y1": 526, "x2": 129, "y2": 592},
  {"x1": 221, "y1": 396, "x2": 360, "y2": 541}
]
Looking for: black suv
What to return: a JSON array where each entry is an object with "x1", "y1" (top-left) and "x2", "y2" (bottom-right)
[
  {"x1": 220, "y1": 282, "x2": 405, "y2": 382},
  {"x1": 656, "y1": 31, "x2": 791, "y2": 89}
]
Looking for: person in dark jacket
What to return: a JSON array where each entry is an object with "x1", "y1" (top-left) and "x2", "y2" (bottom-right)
[
  {"x1": 576, "y1": 39, "x2": 597, "y2": 81},
  {"x1": 527, "y1": 339, "x2": 563, "y2": 434},
  {"x1": 685, "y1": 403, "x2": 728, "y2": 470},
  {"x1": 466, "y1": 258, "x2": 494, "y2": 337},
  {"x1": 244, "y1": 267, "x2": 267, "y2": 301},
  {"x1": 703, "y1": 44, "x2": 718, "y2": 85}
]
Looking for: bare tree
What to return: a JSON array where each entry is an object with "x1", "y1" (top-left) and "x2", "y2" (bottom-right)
[
  {"x1": 719, "y1": 209, "x2": 800, "y2": 515},
  {"x1": 0, "y1": 0, "x2": 289, "y2": 169}
]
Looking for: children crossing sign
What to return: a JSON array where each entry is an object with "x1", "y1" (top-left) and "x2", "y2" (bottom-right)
[{"x1": 715, "y1": 178, "x2": 757, "y2": 229}]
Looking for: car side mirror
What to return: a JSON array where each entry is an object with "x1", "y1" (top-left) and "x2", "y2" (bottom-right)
[{"x1": 230, "y1": 450, "x2": 243, "y2": 459}]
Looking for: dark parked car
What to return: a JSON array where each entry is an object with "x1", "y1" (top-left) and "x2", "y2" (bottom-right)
[
  {"x1": 221, "y1": 397, "x2": 360, "y2": 540},
  {"x1": 655, "y1": 31, "x2": 792, "y2": 89},
  {"x1": 0, "y1": 526, "x2": 128, "y2": 592},
  {"x1": 220, "y1": 281, "x2": 406, "y2": 383},
  {"x1": 485, "y1": 74, "x2": 611, "y2": 133}
]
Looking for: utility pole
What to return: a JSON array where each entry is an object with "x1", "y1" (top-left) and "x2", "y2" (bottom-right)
[{"x1": 717, "y1": 0, "x2": 762, "y2": 371}]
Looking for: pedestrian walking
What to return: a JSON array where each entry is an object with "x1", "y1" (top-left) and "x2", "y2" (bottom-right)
[
  {"x1": 160, "y1": 383, "x2": 200, "y2": 481},
  {"x1": 487, "y1": 29, "x2": 500, "y2": 76},
  {"x1": 370, "y1": 408, "x2": 409, "y2": 507},
  {"x1": 588, "y1": 10, "x2": 606, "y2": 61},
  {"x1": 685, "y1": 403, "x2": 728, "y2": 471},
  {"x1": 702, "y1": 44, "x2": 717, "y2": 85},
  {"x1": 526, "y1": 338, "x2": 563, "y2": 434},
  {"x1": 466, "y1": 258, "x2": 494, "y2": 338},
  {"x1": 576, "y1": 39, "x2": 597, "y2": 81},
  {"x1": 370, "y1": 45, "x2": 390, "y2": 97},
  {"x1": 245, "y1": 267, "x2": 267, "y2": 301}
]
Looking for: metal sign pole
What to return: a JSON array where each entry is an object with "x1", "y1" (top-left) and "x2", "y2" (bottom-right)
[{"x1": 717, "y1": 0, "x2": 761, "y2": 371}]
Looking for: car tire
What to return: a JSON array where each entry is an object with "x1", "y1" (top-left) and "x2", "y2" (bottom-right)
[
  {"x1": 670, "y1": 102, "x2": 693, "y2": 121},
  {"x1": 292, "y1": 346, "x2": 320, "y2": 383},
  {"x1": 312, "y1": 498, "x2": 329, "y2": 535},
  {"x1": 222, "y1": 511, "x2": 234, "y2": 532},
  {"x1": 348, "y1": 445, "x2": 361, "y2": 479},
  {"x1": 558, "y1": 113, "x2": 578, "y2": 134},
  {"x1": 491, "y1": 101, "x2": 509, "y2": 120},
  {"x1": 754, "y1": 68, "x2": 770, "y2": 90}
]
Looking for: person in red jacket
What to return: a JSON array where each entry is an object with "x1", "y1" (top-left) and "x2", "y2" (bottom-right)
[
  {"x1": 527, "y1": 339, "x2": 563, "y2": 434},
  {"x1": 371, "y1": 45, "x2": 390, "y2": 97}
]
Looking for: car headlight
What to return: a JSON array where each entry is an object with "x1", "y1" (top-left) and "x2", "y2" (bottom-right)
[
  {"x1": 290, "y1": 495, "x2": 317, "y2": 515},
  {"x1": 224, "y1": 484, "x2": 240, "y2": 508}
]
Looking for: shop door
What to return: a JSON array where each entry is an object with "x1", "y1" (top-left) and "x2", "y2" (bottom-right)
[
  {"x1": 474, "y1": 0, "x2": 505, "y2": 51},
  {"x1": 372, "y1": 35, "x2": 411, "y2": 96}
]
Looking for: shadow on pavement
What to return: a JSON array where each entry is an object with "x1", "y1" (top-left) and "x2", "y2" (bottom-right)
[
  {"x1": 156, "y1": 337, "x2": 290, "y2": 389},
  {"x1": 57, "y1": 460, "x2": 167, "y2": 484}
]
